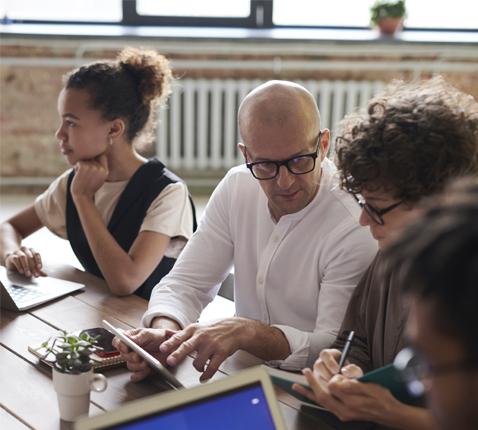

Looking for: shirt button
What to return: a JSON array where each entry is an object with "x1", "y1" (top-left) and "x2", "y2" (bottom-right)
[{"x1": 257, "y1": 277, "x2": 264, "y2": 284}]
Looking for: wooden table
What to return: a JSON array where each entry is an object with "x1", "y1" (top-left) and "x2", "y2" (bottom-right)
[{"x1": 0, "y1": 263, "x2": 370, "y2": 430}]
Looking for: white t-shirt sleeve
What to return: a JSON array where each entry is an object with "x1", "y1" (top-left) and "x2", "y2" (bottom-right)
[
  {"x1": 33, "y1": 170, "x2": 71, "y2": 239},
  {"x1": 140, "y1": 182, "x2": 193, "y2": 241}
]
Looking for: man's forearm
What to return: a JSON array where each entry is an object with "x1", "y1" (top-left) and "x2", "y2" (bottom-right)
[{"x1": 239, "y1": 318, "x2": 291, "y2": 361}]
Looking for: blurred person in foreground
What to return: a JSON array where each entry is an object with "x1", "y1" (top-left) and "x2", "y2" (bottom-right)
[{"x1": 384, "y1": 177, "x2": 478, "y2": 430}]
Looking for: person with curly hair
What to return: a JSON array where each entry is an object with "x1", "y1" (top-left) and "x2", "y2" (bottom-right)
[
  {"x1": 384, "y1": 177, "x2": 478, "y2": 430},
  {"x1": 293, "y1": 76, "x2": 478, "y2": 429},
  {"x1": 0, "y1": 48, "x2": 196, "y2": 299}
]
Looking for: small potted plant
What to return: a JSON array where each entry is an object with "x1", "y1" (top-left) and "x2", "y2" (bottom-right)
[
  {"x1": 39, "y1": 330, "x2": 108, "y2": 422},
  {"x1": 370, "y1": 0, "x2": 406, "y2": 36}
]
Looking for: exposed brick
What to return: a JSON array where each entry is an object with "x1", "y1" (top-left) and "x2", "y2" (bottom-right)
[{"x1": 1, "y1": 37, "x2": 477, "y2": 192}]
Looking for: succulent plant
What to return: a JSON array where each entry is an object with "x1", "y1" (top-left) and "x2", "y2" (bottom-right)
[
  {"x1": 370, "y1": 0, "x2": 406, "y2": 26},
  {"x1": 39, "y1": 330, "x2": 101, "y2": 374}
]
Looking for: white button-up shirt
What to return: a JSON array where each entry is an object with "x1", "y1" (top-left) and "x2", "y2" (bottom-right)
[{"x1": 143, "y1": 158, "x2": 377, "y2": 369}]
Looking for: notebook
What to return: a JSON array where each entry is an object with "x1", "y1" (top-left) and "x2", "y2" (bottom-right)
[
  {"x1": 75, "y1": 366, "x2": 286, "y2": 430},
  {"x1": 359, "y1": 363, "x2": 424, "y2": 406},
  {"x1": 0, "y1": 265, "x2": 84, "y2": 311}
]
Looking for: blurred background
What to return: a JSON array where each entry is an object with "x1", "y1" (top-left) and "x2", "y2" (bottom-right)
[{"x1": 1, "y1": 1, "x2": 477, "y2": 233}]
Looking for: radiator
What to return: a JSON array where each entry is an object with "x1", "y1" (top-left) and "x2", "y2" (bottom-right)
[{"x1": 156, "y1": 79, "x2": 386, "y2": 171}]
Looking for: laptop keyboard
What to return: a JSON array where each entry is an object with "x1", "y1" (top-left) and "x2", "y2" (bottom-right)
[{"x1": 5, "y1": 283, "x2": 44, "y2": 305}]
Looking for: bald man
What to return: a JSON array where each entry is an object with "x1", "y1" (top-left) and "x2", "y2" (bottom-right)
[{"x1": 114, "y1": 81, "x2": 376, "y2": 381}]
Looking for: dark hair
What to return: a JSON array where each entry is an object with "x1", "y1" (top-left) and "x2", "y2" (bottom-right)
[
  {"x1": 64, "y1": 47, "x2": 172, "y2": 142},
  {"x1": 384, "y1": 177, "x2": 478, "y2": 358},
  {"x1": 335, "y1": 76, "x2": 478, "y2": 202}
]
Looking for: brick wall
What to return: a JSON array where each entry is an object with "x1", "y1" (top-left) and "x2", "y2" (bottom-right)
[{"x1": 1, "y1": 36, "x2": 477, "y2": 192}]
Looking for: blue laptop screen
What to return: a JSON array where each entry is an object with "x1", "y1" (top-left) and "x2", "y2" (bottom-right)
[{"x1": 108, "y1": 382, "x2": 277, "y2": 430}]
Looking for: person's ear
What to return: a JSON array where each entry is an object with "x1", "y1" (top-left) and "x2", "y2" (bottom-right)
[
  {"x1": 319, "y1": 129, "x2": 330, "y2": 161},
  {"x1": 108, "y1": 118, "x2": 126, "y2": 140},
  {"x1": 238, "y1": 143, "x2": 248, "y2": 162}
]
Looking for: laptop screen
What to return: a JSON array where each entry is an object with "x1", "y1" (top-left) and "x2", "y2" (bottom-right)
[{"x1": 104, "y1": 382, "x2": 277, "y2": 430}]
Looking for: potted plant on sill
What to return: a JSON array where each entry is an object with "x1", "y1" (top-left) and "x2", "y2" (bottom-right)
[
  {"x1": 39, "y1": 330, "x2": 108, "y2": 422},
  {"x1": 370, "y1": 0, "x2": 406, "y2": 36}
]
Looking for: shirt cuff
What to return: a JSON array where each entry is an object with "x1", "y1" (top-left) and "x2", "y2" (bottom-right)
[
  {"x1": 142, "y1": 306, "x2": 190, "y2": 329},
  {"x1": 266, "y1": 324, "x2": 310, "y2": 370}
]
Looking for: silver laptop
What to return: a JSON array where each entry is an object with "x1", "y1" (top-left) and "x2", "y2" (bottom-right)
[
  {"x1": 0, "y1": 265, "x2": 84, "y2": 311},
  {"x1": 75, "y1": 366, "x2": 286, "y2": 430}
]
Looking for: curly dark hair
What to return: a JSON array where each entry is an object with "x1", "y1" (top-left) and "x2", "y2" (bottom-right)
[
  {"x1": 383, "y1": 177, "x2": 478, "y2": 358},
  {"x1": 65, "y1": 47, "x2": 172, "y2": 142},
  {"x1": 335, "y1": 76, "x2": 478, "y2": 202}
]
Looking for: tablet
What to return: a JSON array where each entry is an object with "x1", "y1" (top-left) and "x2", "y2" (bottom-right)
[
  {"x1": 102, "y1": 320, "x2": 184, "y2": 390},
  {"x1": 76, "y1": 366, "x2": 286, "y2": 430}
]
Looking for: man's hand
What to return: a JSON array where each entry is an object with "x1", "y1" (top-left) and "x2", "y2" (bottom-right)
[
  {"x1": 5, "y1": 246, "x2": 47, "y2": 277},
  {"x1": 112, "y1": 328, "x2": 177, "y2": 382},
  {"x1": 71, "y1": 154, "x2": 109, "y2": 200},
  {"x1": 159, "y1": 318, "x2": 249, "y2": 381}
]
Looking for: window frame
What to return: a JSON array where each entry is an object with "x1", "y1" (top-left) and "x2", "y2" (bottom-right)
[
  {"x1": 1, "y1": 0, "x2": 476, "y2": 33},
  {"x1": 123, "y1": 0, "x2": 272, "y2": 28}
]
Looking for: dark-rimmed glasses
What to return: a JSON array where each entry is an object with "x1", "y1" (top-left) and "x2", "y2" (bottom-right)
[
  {"x1": 351, "y1": 192, "x2": 402, "y2": 225},
  {"x1": 246, "y1": 132, "x2": 322, "y2": 180}
]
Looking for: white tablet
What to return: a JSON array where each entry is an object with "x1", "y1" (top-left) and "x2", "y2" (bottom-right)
[{"x1": 102, "y1": 320, "x2": 184, "y2": 390}]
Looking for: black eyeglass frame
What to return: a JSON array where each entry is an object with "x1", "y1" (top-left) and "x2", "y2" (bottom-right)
[
  {"x1": 245, "y1": 132, "x2": 322, "y2": 180},
  {"x1": 350, "y1": 192, "x2": 403, "y2": 225}
]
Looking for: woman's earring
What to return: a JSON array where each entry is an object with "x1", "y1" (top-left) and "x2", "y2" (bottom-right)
[{"x1": 109, "y1": 137, "x2": 114, "y2": 146}]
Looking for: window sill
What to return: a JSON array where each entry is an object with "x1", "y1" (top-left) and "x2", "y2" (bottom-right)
[{"x1": 1, "y1": 23, "x2": 478, "y2": 45}]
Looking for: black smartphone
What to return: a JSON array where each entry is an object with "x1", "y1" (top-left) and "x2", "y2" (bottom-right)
[{"x1": 80, "y1": 327, "x2": 119, "y2": 357}]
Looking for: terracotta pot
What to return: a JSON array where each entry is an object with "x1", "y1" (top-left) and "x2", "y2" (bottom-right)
[
  {"x1": 377, "y1": 17, "x2": 404, "y2": 36},
  {"x1": 52, "y1": 368, "x2": 107, "y2": 422}
]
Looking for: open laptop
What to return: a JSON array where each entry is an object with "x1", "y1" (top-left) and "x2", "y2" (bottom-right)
[
  {"x1": 0, "y1": 265, "x2": 84, "y2": 311},
  {"x1": 75, "y1": 366, "x2": 286, "y2": 430}
]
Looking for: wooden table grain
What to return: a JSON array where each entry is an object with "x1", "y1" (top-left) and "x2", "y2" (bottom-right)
[{"x1": 0, "y1": 263, "x2": 369, "y2": 430}]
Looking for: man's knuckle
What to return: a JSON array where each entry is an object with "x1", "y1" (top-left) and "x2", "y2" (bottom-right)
[{"x1": 181, "y1": 339, "x2": 195, "y2": 350}]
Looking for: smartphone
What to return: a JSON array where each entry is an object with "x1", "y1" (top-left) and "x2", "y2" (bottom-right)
[{"x1": 80, "y1": 327, "x2": 120, "y2": 358}]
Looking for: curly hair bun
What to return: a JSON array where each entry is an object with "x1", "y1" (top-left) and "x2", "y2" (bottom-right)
[{"x1": 118, "y1": 47, "x2": 172, "y2": 106}]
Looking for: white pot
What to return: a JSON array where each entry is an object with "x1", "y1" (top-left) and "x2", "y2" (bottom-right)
[{"x1": 52, "y1": 367, "x2": 107, "y2": 422}]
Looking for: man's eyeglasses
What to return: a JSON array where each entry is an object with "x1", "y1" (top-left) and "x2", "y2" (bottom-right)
[
  {"x1": 394, "y1": 347, "x2": 478, "y2": 398},
  {"x1": 350, "y1": 192, "x2": 402, "y2": 225},
  {"x1": 246, "y1": 132, "x2": 322, "y2": 180}
]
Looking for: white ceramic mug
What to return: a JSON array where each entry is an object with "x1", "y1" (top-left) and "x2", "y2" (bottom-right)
[{"x1": 52, "y1": 368, "x2": 107, "y2": 422}]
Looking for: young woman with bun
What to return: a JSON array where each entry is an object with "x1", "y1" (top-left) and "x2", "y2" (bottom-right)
[{"x1": 0, "y1": 47, "x2": 196, "y2": 299}]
